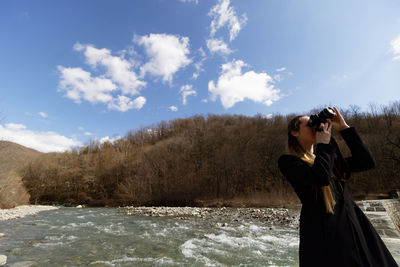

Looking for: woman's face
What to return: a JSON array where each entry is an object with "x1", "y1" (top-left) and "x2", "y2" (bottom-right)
[{"x1": 292, "y1": 116, "x2": 316, "y2": 145}]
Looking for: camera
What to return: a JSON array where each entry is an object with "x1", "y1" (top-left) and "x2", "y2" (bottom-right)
[{"x1": 308, "y1": 107, "x2": 336, "y2": 131}]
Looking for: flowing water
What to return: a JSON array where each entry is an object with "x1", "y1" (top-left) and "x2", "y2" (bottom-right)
[{"x1": 0, "y1": 207, "x2": 399, "y2": 266}]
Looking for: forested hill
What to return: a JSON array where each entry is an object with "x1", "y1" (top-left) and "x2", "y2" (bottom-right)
[
  {"x1": 0, "y1": 141, "x2": 42, "y2": 208},
  {"x1": 19, "y1": 102, "x2": 400, "y2": 207}
]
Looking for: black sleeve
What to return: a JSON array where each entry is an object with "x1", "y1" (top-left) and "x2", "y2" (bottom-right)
[
  {"x1": 340, "y1": 127, "x2": 376, "y2": 172},
  {"x1": 278, "y1": 143, "x2": 336, "y2": 187}
]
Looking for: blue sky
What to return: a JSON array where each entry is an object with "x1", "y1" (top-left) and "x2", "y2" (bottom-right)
[{"x1": 1, "y1": 0, "x2": 400, "y2": 152}]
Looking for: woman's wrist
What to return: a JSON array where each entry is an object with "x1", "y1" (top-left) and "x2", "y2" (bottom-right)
[{"x1": 338, "y1": 124, "x2": 350, "y2": 131}]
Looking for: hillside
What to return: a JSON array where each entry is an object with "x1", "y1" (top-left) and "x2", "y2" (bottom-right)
[
  {"x1": 0, "y1": 141, "x2": 42, "y2": 208},
  {"x1": 19, "y1": 103, "x2": 400, "y2": 207}
]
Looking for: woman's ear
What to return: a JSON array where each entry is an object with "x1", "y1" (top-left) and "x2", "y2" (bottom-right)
[{"x1": 291, "y1": 130, "x2": 299, "y2": 137}]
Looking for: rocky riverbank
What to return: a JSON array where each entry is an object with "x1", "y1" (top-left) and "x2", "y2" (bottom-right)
[
  {"x1": 0, "y1": 205, "x2": 59, "y2": 221},
  {"x1": 118, "y1": 206, "x2": 301, "y2": 228}
]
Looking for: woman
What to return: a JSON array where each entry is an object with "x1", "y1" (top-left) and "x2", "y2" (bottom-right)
[{"x1": 278, "y1": 107, "x2": 398, "y2": 267}]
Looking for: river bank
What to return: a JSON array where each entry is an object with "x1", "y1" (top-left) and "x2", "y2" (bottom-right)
[
  {"x1": 1, "y1": 199, "x2": 398, "y2": 234},
  {"x1": 0, "y1": 205, "x2": 59, "y2": 221},
  {"x1": 118, "y1": 206, "x2": 301, "y2": 228}
]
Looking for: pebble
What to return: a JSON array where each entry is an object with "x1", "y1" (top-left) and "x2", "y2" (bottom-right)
[
  {"x1": 0, "y1": 255, "x2": 6, "y2": 266},
  {"x1": 118, "y1": 206, "x2": 300, "y2": 228}
]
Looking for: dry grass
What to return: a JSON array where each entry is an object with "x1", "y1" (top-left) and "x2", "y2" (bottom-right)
[
  {"x1": 0, "y1": 141, "x2": 42, "y2": 208},
  {"x1": 0, "y1": 171, "x2": 30, "y2": 208}
]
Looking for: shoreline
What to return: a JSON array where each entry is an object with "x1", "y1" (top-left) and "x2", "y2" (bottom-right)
[
  {"x1": 0, "y1": 205, "x2": 59, "y2": 222},
  {"x1": 0, "y1": 204, "x2": 301, "y2": 228},
  {"x1": 118, "y1": 206, "x2": 301, "y2": 228},
  {"x1": 1, "y1": 200, "x2": 397, "y2": 234}
]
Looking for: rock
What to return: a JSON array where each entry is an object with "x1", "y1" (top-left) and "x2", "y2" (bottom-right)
[
  {"x1": 76, "y1": 205, "x2": 83, "y2": 208},
  {"x1": 0, "y1": 233, "x2": 4, "y2": 238},
  {"x1": 118, "y1": 206, "x2": 300, "y2": 228},
  {"x1": 89, "y1": 260, "x2": 105, "y2": 265},
  {"x1": 376, "y1": 206, "x2": 386, "y2": 212},
  {"x1": 0, "y1": 255, "x2": 7, "y2": 266}
]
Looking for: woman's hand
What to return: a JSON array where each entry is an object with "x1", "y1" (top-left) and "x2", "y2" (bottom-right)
[
  {"x1": 316, "y1": 122, "x2": 332, "y2": 144},
  {"x1": 327, "y1": 106, "x2": 350, "y2": 131}
]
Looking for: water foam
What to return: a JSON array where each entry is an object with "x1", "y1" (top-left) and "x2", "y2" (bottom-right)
[
  {"x1": 32, "y1": 241, "x2": 64, "y2": 247},
  {"x1": 94, "y1": 223, "x2": 127, "y2": 235},
  {"x1": 98, "y1": 255, "x2": 175, "y2": 266},
  {"x1": 180, "y1": 238, "x2": 223, "y2": 266}
]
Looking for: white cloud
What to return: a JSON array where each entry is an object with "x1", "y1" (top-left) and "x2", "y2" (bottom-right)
[
  {"x1": 192, "y1": 47, "x2": 207, "y2": 79},
  {"x1": 5, "y1": 123, "x2": 26, "y2": 130},
  {"x1": 209, "y1": 0, "x2": 247, "y2": 42},
  {"x1": 276, "y1": 67, "x2": 286, "y2": 72},
  {"x1": 179, "y1": 0, "x2": 198, "y2": 4},
  {"x1": 135, "y1": 33, "x2": 192, "y2": 83},
  {"x1": 206, "y1": 38, "x2": 232, "y2": 55},
  {"x1": 169, "y1": 105, "x2": 178, "y2": 112},
  {"x1": 39, "y1": 112, "x2": 48, "y2": 118},
  {"x1": 58, "y1": 43, "x2": 147, "y2": 113},
  {"x1": 273, "y1": 74, "x2": 281, "y2": 82},
  {"x1": 73, "y1": 42, "x2": 85, "y2": 51},
  {"x1": 99, "y1": 135, "x2": 121, "y2": 144},
  {"x1": 262, "y1": 114, "x2": 273, "y2": 119},
  {"x1": 390, "y1": 34, "x2": 400, "y2": 60},
  {"x1": 0, "y1": 123, "x2": 82, "y2": 153},
  {"x1": 201, "y1": 99, "x2": 208, "y2": 103},
  {"x1": 84, "y1": 132, "x2": 94, "y2": 136},
  {"x1": 208, "y1": 59, "x2": 281, "y2": 109},
  {"x1": 180, "y1": 84, "x2": 197, "y2": 105},
  {"x1": 78, "y1": 126, "x2": 84, "y2": 131},
  {"x1": 58, "y1": 66, "x2": 117, "y2": 104},
  {"x1": 107, "y1": 95, "x2": 146, "y2": 112},
  {"x1": 75, "y1": 43, "x2": 146, "y2": 95}
]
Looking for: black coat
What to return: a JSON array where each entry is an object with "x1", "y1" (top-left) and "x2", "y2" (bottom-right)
[{"x1": 278, "y1": 127, "x2": 398, "y2": 267}]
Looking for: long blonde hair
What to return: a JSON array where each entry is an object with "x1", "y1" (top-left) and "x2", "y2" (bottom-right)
[{"x1": 287, "y1": 116, "x2": 336, "y2": 214}]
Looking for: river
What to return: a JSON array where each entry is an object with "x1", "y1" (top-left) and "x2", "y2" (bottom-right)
[{"x1": 0, "y1": 207, "x2": 399, "y2": 266}]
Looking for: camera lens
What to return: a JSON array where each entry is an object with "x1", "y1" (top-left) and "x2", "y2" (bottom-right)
[
  {"x1": 318, "y1": 107, "x2": 336, "y2": 122},
  {"x1": 308, "y1": 107, "x2": 336, "y2": 131}
]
